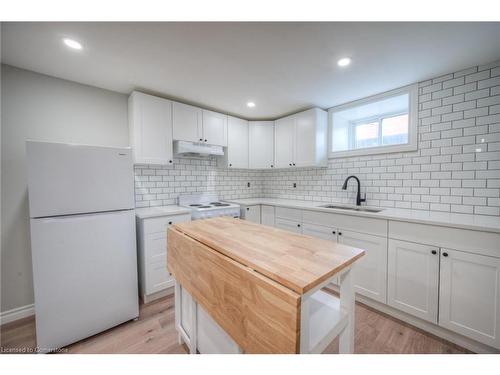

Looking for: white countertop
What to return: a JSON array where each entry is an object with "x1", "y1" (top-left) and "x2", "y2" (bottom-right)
[
  {"x1": 135, "y1": 205, "x2": 191, "y2": 219},
  {"x1": 227, "y1": 198, "x2": 500, "y2": 234}
]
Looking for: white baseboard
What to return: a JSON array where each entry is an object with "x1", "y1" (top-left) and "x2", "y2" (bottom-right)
[
  {"x1": 142, "y1": 286, "x2": 174, "y2": 304},
  {"x1": 0, "y1": 304, "x2": 35, "y2": 326}
]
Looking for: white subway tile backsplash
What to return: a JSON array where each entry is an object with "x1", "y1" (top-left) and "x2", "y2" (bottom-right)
[
  {"x1": 454, "y1": 66, "x2": 478, "y2": 78},
  {"x1": 465, "y1": 70, "x2": 490, "y2": 83},
  {"x1": 135, "y1": 61, "x2": 500, "y2": 216},
  {"x1": 478, "y1": 76, "x2": 500, "y2": 89}
]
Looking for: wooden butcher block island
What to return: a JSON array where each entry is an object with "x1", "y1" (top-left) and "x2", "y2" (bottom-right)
[{"x1": 167, "y1": 216, "x2": 365, "y2": 354}]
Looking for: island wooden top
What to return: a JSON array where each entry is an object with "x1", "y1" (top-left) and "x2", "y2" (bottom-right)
[{"x1": 170, "y1": 216, "x2": 365, "y2": 294}]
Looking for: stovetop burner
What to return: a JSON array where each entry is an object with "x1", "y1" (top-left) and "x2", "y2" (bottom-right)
[{"x1": 178, "y1": 194, "x2": 240, "y2": 220}]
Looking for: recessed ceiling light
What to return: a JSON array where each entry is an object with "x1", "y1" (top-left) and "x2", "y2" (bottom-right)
[
  {"x1": 337, "y1": 57, "x2": 351, "y2": 67},
  {"x1": 63, "y1": 38, "x2": 83, "y2": 50},
  {"x1": 247, "y1": 102, "x2": 256, "y2": 108}
]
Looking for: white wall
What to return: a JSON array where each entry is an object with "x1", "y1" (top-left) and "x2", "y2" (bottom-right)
[{"x1": 1, "y1": 65, "x2": 129, "y2": 313}]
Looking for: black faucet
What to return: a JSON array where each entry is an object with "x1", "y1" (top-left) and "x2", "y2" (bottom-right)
[{"x1": 342, "y1": 175, "x2": 366, "y2": 206}]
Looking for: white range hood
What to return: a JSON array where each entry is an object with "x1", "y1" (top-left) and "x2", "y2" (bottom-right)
[{"x1": 173, "y1": 140, "x2": 224, "y2": 157}]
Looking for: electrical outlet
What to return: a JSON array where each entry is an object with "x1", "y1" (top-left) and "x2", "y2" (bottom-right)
[
  {"x1": 247, "y1": 182, "x2": 251, "y2": 188},
  {"x1": 293, "y1": 183, "x2": 297, "y2": 188}
]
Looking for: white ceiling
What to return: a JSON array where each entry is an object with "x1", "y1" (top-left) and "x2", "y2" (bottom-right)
[{"x1": 2, "y1": 22, "x2": 500, "y2": 119}]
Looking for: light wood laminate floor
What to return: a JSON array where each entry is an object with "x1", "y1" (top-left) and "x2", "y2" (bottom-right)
[{"x1": 0, "y1": 293, "x2": 469, "y2": 354}]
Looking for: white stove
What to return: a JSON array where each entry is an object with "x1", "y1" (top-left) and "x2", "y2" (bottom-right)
[{"x1": 178, "y1": 193, "x2": 240, "y2": 220}]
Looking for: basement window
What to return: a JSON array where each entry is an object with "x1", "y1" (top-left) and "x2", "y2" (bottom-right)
[{"x1": 328, "y1": 84, "x2": 418, "y2": 158}]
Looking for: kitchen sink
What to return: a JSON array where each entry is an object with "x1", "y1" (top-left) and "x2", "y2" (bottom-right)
[{"x1": 319, "y1": 204, "x2": 384, "y2": 213}]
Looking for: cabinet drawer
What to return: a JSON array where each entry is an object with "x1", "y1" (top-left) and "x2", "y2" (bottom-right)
[
  {"x1": 275, "y1": 207, "x2": 302, "y2": 222},
  {"x1": 146, "y1": 260, "x2": 173, "y2": 294},
  {"x1": 388, "y1": 220, "x2": 500, "y2": 259},
  {"x1": 302, "y1": 210, "x2": 387, "y2": 237},
  {"x1": 143, "y1": 213, "x2": 191, "y2": 235}
]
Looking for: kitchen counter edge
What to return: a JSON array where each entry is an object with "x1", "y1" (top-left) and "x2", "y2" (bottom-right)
[
  {"x1": 227, "y1": 198, "x2": 500, "y2": 234},
  {"x1": 135, "y1": 205, "x2": 192, "y2": 220}
]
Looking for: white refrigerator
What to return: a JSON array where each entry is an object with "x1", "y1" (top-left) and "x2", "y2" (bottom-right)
[{"x1": 26, "y1": 140, "x2": 139, "y2": 352}]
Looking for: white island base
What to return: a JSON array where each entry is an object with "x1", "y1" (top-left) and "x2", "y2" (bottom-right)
[{"x1": 174, "y1": 266, "x2": 356, "y2": 354}]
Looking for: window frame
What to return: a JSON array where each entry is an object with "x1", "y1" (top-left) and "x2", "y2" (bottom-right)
[{"x1": 328, "y1": 84, "x2": 418, "y2": 158}]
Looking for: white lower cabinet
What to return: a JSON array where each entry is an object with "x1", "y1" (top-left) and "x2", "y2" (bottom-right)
[
  {"x1": 260, "y1": 205, "x2": 275, "y2": 227},
  {"x1": 290, "y1": 217, "x2": 388, "y2": 302},
  {"x1": 439, "y1": 249, "x2": 500, "y2": 349},
  {"x1": 387, "y1": 239, "x2": 439, "y2": 323},
  {"x1": 136, "y1": 213, "x2": 191, "y2": 303},
  {"x1": 241, "y1": 205, "x2": 261, "y2": 223},
  {"x1": 302, "y1": 222, "x2": 337, "y2": 241},
  {"x1": 302, "y1": 223, "x2": 339, "y2": 285},
  {"x1": 275, "y1": 217, "x2": 302, "y2": 233},
  {"x1": 338, "y1": 230, "x2": 388, "y2": 304}
]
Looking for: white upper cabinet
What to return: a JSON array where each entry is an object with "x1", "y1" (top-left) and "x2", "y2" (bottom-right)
[
  {"x1": 387, "y1": 239, "x2": 439, "y2": 323},
  {"x1": 128, "y1": 91, "x2": 173, "y2": 165},
  {"x1": 202, "y1": 110, "x2": 227, "y2": 147},
  {"x1": 172, "y1": 104, "x2": 227, "y2": 147},
  {"x1": 274, "y1": 108, "x2": 327, "y2": 169},
  {"x1": 295, "y1": 109, "x2": 327, "y2": 167},
  {"x1": 274, "y1": 116, "x2": 295, "y2": 168},
  {"x1": 172, "y1": 101, "x2": 202, "y2": 143},
  {"x1": 218, "y1": 116, "x2": 248, "y2": 168},
  {"x1": 439, "y1": 249, "x2": 500, "y2": 349},
  {"x1": 249, "y1": 121, "x2": 275, "y2": 169}
]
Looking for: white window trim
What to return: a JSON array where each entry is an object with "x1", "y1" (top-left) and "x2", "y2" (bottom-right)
[{"x1": 328, "y1": 84, "x2": 418, "y2": 159}]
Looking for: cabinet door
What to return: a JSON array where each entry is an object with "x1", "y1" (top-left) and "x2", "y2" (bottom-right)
[
  {"x1": 294, "y1": 110, "x2": 317, "y2": 167},
  {"x1": 387, "y1": 240, "x2": 439, "y2": 323},
  {"x1": 142, "y1": 214, "x2": 190, "y2": 296},
  {"x1": 129, "y1": 92, "x2": 173, "y2": 165},
  {"x1": 172, "y1": 101, "x2": 202, "y2": 142},
  {"x1": 202, "y1": 110, "x2": 227, "y2": 146},
  {"x1": 302, "y1": 223, "x2": 339, "y2": 286},
  {"x1": 274, "y1": 116, "x2": 295, "y2": 168},
  {"x1": 338, "y1": 230, "x2": 388, "y2": 303},
  {"x1": 439, "y1": 249, "x2": 500, "y2": 349},
  {"x1": 227, "y1": 116, "x2": 249, "y2": 168},
  {"x1": 249, "y1": 121, "x2": 275, "y2": 169},
  {"x1": 261, "y1": 205, "x2": 275, "y2": 227},
  {"x1": 275, "y1": 217, "x2": 302, "y2": 234},
  {"x1": 243, "y1": 205, "x2": 261, "y2": 224}
]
